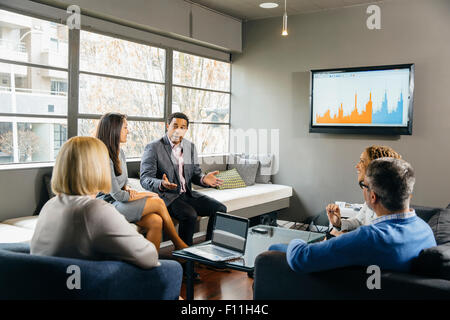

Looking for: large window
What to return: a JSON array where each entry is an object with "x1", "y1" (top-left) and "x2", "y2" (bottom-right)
[
  {"x1": 78, "y1": 31, "x2": 166, "y2": 158},
  {"x1": 0, "y1": 9, "x2": 68, "y2": 164},
  {"x1": 172, "y1": 51, "x2": 230, "y2": 154},
  {"x1": 0, "y1": 8, "x2": 231, "y2": 166}
]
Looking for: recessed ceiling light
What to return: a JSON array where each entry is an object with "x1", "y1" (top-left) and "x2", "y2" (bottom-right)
[{"x1": 260, "y1": 2, "x2": 279, "y2": 9}]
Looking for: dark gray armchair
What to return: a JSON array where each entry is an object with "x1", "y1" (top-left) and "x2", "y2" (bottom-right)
[
  {"x1": 253, "y1": 251, "x2": 450, "y2": 300},
  {"x1": 0, "y1": 243, "x2": 183, "y2": 300},
  {"x1": 253, "y1": 205, "x2": 450, "y2": 300}
]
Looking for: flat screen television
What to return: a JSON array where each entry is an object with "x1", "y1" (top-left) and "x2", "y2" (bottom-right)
[{"x1": 309, "y1": 64, "x2": 414, "y2": 135}]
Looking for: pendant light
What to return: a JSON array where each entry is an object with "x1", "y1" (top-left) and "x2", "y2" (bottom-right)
[{"x1": 282, "y1": 0, "x2": 288, "y2": 36}]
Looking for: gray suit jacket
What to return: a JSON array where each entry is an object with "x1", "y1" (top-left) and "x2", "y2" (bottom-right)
[{"x1": 140, "y1": 135, "x2": 206, "y2": 207}]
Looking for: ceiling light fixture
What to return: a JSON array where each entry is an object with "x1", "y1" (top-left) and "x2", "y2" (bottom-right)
[
  {"x1": 259, "y1": 2, "x2": 279, "y2": 9},
  {"x1": 282, "y1": 0, "x2": 288, "y2": 36}
]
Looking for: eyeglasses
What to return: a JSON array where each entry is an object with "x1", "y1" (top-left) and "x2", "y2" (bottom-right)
[{"x1": 359, "y1": 181, "x2": 370, "y2": 190}]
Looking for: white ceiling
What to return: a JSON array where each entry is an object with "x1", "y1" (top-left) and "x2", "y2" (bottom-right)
[{"x1": 188, "y1": 0, "x2": 384, "y2": 21}]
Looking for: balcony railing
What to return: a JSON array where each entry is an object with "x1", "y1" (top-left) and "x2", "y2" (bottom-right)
[
  {"x1": 0, "y1": 39, "x2": 28, "y2": 63},
  {"x1": 0, "y1": 86, "x2": 67, "y2": 115},
  {"x1": 0, "y1": 39, "x2": 26, "y2": 53},
  {"x1": 0, "y1": 86, "x2": 67, "y2": 96}
]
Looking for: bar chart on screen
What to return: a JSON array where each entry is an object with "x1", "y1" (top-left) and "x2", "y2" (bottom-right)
[{"x1": 313, "y1": 68, "x2": 411, "y2": 127}]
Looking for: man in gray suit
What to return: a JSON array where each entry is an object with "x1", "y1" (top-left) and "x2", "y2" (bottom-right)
[{"x1": 140, "y1": 112, "x2": 227, "y2": 246}]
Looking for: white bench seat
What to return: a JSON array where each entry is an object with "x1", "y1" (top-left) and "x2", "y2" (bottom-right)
[
  {"x1": 2, "y1": 216, "x2": 38, "y2": 230},
  {"x1": 195, "y1": 184, "x2": 293, "y2": 213},
  {"x1": 128, "y1": 178, "x2": 292, "y2": 214},
  {"x1": 0, "y1": 223, "x2": 34, "y2": 243}
]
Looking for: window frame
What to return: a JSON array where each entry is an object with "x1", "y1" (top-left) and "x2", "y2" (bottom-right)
[
  {"x1": 77, "y1": 28, "x2": 168, "y2": 121},
  {"x1": 0, "y1": 8, "x2": 232, "y2": 169},
  {"x1": 171, "y1": 49, "x2": 231, "y2": 155}
]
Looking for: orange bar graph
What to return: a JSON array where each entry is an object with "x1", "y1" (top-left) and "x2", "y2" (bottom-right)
[{"x1": 316, "y1": 93, "x2": 372, "y2": 124}]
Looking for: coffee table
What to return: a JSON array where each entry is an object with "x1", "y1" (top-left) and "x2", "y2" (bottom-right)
[{"x1": 172, "y1": 224, "x2": 325, "y2": 300}]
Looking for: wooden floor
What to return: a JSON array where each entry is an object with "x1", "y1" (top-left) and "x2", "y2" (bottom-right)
[
  {"x1": 160, "y1": 239, "x2": 254, "y2": 300},
  {"x1": 180, "y1": 264, "x2": 254, "y2": 300}
]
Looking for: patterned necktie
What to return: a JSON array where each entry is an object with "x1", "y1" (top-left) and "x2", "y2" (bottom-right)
[{"x1": 173, "y1": 145, "x2": 186, "y2": 193}]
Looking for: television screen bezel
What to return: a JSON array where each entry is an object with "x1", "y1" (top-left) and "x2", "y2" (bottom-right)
[{"x1": 309, "y1": 63, "x2": 415, "y2": 135}]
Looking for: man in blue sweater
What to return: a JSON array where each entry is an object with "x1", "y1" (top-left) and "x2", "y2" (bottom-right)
[{"x1": 271, "y1": 157, "x2": 436, "y2": 273}]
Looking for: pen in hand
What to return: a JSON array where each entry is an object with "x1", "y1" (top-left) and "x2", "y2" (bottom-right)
[{"x1": 326, "y1": 204, "x2": 342, "y2": 228}]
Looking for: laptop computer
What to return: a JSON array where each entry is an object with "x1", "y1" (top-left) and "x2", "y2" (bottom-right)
[{"x1": 182, "y1": 213, "x2": 249, "y2": 262}]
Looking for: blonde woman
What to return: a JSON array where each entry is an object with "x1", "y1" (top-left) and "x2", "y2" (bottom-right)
[
  {"x1": 95, "y1": 112, "x2": 188, "y2": 251},
  {"x1": 30, "y1": 137, "x2": 159, "y2": 269},
  {"x1": 327, "y1": 145, "x2": 402, "y2": 235}
]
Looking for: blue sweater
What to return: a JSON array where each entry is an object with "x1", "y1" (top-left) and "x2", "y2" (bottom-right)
[{"x1": 286, "y1": 212, "x2": 436, "y2": 273}]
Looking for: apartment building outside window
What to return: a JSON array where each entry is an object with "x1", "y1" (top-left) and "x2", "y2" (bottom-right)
[{"x1": 0, "y1": 9, "x2": 68, "y2": 164}]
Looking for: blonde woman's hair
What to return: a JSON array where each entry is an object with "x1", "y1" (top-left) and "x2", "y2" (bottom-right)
[
  {"x1": 365, "y1": 145, "x2": 402, "y2": 162},
  {"x1": 52, "y1": 136, "x2": 111, "y2": 196}
]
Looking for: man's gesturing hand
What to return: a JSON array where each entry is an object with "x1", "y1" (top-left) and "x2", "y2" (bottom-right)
[
  {"x1": 161, "y1": 173, "x2": 178, "y2": 190},
  {"x1": 203, "y1": 171, "x2": 224, "y2": 188}
]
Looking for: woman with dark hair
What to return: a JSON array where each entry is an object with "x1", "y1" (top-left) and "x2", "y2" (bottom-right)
[{"x1": 96, "y1": 112, "x2": 188, "y2": 251}]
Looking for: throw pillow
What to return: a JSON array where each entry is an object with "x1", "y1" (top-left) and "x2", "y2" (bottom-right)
[
  {"x1": 44, "y1": 174, "x2": 56, "y2": 199},
  {"x1": 227, "y1": 157, "x2": 259, "y2": 186},
  {"x1": 200, "y1": 155, "x2": 228, "y2": 174},
  {"x1": 215, "y1": 168, "x2": 246, "y2": 190},
  {"x1": 427, "y1": 208, "x2": 450, "y2": 245},
  {"x1": 226, "y1": 153, "x2": 245, "y2": 165},
  {"x1": 412, "y1": 243, "x2": 450, "y2": 280},
  {"x1": 247, "y1": 154, "x2": 274, "y2": 184},
  {"x1": 412, "y1": 205, "x2": 442, "y2": 223},
  {"x1": 34, "y1": 174, "x2": 55, "y2": 215}
]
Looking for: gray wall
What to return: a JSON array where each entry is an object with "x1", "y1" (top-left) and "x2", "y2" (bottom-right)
[
  {"x1": 30, "y1": 0, "x2": 242, "y2": 52},
  {"x1": 0, "y1": 0, "x2": 236, "y2": 61},
  {"x1": 231, "y1": 0, "x2": 450, "y2": 221},
  {"x1": 0, "y1": 161, "x2": 141, "y2": 221},
  {"x1": 0, "y1": 165, "x2": 53, "y2": 221},
  {"x1": 1, "y1": 0, "x2": 449, "y2": 223}
]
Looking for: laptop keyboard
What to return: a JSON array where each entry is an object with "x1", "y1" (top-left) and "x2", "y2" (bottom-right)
[{"x1": 199, "y1": 246, "x2": 236, "y2": 258}]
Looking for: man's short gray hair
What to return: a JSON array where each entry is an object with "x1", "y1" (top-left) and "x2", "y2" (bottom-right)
[{"x1": 365, "y1": 157, "x2": 415, "y2": 212}]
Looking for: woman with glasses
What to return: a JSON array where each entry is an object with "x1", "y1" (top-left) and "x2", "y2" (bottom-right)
[
  {"x1": 95, "y1": 112, "x2": 188, "y2": 251},
  {"x1": 326, "y1": 145, "x2": 402, "y2": 236}
]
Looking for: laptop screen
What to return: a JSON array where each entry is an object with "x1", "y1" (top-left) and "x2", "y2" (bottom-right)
[{"x1": 212, "y1": 213, "x2": 249, "y2": 253}]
